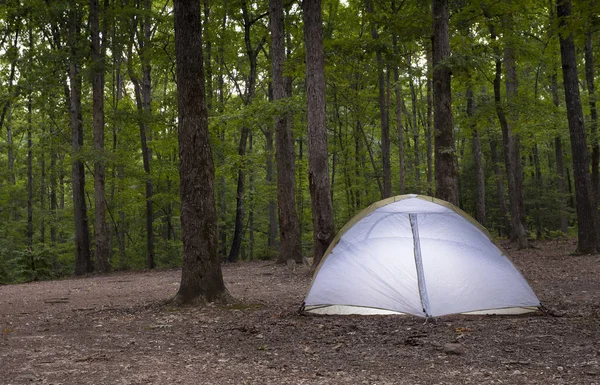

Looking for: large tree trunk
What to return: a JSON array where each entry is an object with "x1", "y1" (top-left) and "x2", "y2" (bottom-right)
[
  {"x1": 69, "y1": 0, "x2": 92, "y2": 275},
  {"x1": 91, "y1": 0, "x2": 110, "y2": 273},
  {"x1": 303, "y1": 0, "x2": 335, "y2": 266},
  {"x1": 432, "y1": 0, "x2": 458, "y2": 205},
  {"x1": 173, "y1": 0, "x2": 229, "y2": 305},
  {"x1": 270, "y1": 0, "x2": 303, "y2": 264},
  {"x1": 557, "y1": 0, "x2": 598, "y2": 253}
]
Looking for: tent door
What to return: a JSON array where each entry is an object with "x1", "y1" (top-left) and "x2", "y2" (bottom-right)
[{"x1": 409, "y1": 214, "x2": 431, "y2": 317}]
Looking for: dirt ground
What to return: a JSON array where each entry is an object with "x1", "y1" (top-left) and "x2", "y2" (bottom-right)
[{"x1": 1, "y1": 240, "x2": 599, "y2": 385}]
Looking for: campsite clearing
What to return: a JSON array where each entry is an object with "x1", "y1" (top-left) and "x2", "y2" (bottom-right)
[{"x1": 1, "y1": 240, "x2": 599, "y2": 384}]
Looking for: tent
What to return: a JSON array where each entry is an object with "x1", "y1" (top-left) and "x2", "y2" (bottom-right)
[{"x1": 302, "y1": 194, "x2": 540, "y2": 318}]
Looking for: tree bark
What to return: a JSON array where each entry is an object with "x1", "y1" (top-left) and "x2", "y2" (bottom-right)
[
  {"x1": 489, "y1": 132, "x2": 509, "y2": 236},
  {"x1": 503, "y1": 26, "x2": 528, "y2": 248},
  {"x1": 484, "y1": 8, "x2": 527, "y2": 247},
  {"x1": 228, "y1": 1, "x2": 266, "y2": 263},
  {"x1": 91, "y1": 0, "x2": 110, "y2": 273},
  {"x1": 432, "y1": 0, "x2": 458, "y2": 205},
  {"x1": 173, "y1": 0, "x2": 229, "y2": 305},
  {"x1": 303, "y1": 0, "x2": 335, "y2": 266},
  {"x1": 69, "y1": 0, "x2": 92, "y2": 275},
  {"x1": 557, "y1": 0, "x2": 598, "y2": 253},
  {"x1": 27, "y1": 96, "x2": 33, "y2": 249},
  {"x1": 551, "y1": 73, "x2": 569, "y2": 234},
  {"x1": 270, "y1": 0, "x2": 303, "y2": 264},
  {"x1": 408, "y1": 57, "x2": 420, "y2": 193},
  {"x1": 392, "y1": 31, "x2": 405, "y2": 194},
  {"x1": 467, "y1": 83, "x2": 486, "y2": 226},
  {"x1": 366, "y1": 0, "x2": 391, "y2": 198},
  {"x1": 426, "y1": 47, "x2": 434, "y2": 195},
  {"x1": 127, "y1": 1, "x2": 155, "y2": 269},
  {"x1": 585, "y1": 30, "x2": 599, "y2": 209}
]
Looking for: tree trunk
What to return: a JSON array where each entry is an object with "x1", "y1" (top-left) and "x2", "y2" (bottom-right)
[
  {"x1": 228, "y1": 1, "x2": 265, "y2": 263},
  {"x1": 91, "y1": 0, "x2": 110, "y2": 273},
  {"x1": 1, "y1": 29, "x2": 18, "y2": 187},
  {"x1": 467, "y1": 83, "x2": 486, "y2": 226},
  {"x1": 27, "y1": 96, "x2": 33, "y2": 249},
  {"x1": 557, "y1": 0, "x2": 598, "y2": 253},
  {"x1": 69, "y1": 0, "x2": 92, "y2": 275},
  {"x1": 432, "y1": 0, "x2": 458, "y2": 205},
  {"x1": 303, "y1": 0, "x2": 335, "y2": 265},
  {"x1": 270, "y1": 0, "x2": 303, "y2": 264},
  {"x1": 127, "y1": 2, "x2": 154, "y2": 269},
  {"x1": 489, "y1": 132, "x2": 509, "y2": 236},
  {"x1": 484, "y1": 9, "x2": 527, "y2": 248},
  {"x1": 551, "y1": 73, "x2": 569, "y2": 234},
  {"x1": 392, "y1": 29, "x2": 405, "y2": 195},
  {"x1": 173, "y1": 0, "x2": 229, "y2": 305},
  {"x1": 504, "y1": 29, "x2": 528, "y2": 248},
  {"x1": 585, "y1": 30, "x2": 599, "y2": 209},
  {"x1": 426, "y1": 47, "x2": 434, "y2": 195},
  {"x1": 366, "y1": 0, "x2": 391, "y2": 198},
  {"x1": 265, "y1": 85, "x2": 278, "y2": 254},
  {"x1": 408, "y1": 59, "x2": 420, "y2": 192}
]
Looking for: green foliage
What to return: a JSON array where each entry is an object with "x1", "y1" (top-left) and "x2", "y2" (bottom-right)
[{"x1": 0, "y1": 0, "x2": 595, "y2": 281}]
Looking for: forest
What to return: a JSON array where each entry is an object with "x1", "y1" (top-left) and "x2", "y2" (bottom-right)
[{"x1": 0, "y1": 0, "x2": 599, "y2": 284}]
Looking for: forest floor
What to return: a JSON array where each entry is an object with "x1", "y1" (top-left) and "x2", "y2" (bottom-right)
[{"x1": 1, "y1": 239, "x2": 599, "y2": 385}]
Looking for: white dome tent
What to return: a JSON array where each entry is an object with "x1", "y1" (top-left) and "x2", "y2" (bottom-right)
[{"x1": 302, "y1": 194, "x2": 540, "y2": 318}]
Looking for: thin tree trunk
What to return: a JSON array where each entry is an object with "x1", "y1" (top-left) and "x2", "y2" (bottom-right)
[
  {"x1": 303, "y1": 0, "x2": 335, "y2": 266},
  {"x1": 2, "y1": 30, "x2": 18, "y2": 187},
  {"x1": 467, "y1": 83, "x2": 486, "y2": 226},
  {"x1": 551, "y1": 73, "x2": 569, "y2": 234},
  {"x1": 69, "y1": 0, "x2": 92, "y2": 275},
  {"x1": 408, "y1": 58, "x2": 420, "y2": 192},
  {"x1": 27, "y1": 96, "x2": 33, "y2": 249},
  {"x1": 127, "y1": 3, "x2": 154, "y2": 269},
  {"x1": 532, "y1": 144, "x2": 543, "y2": 239},
  {"x1": 270, "y1": 0, "x2": 303, "y2": 263},
  {"x1": 228, "y1": 1, "x2": 266, "y2": 263},
  {"x1": 484, "y1": 9, "x2": 527, "y2": 247},
  {"x1": 585, "y1": 30, "x2": 599, "y2": 209},
  {"x1": 217, "y1": 12, "x2": 227, "y2": 259},
  {"x1": 392, "y1": 28, "x2": 405, "y2": 195},
  {"x1": 557, "y1": 0, "x2": 598, "y2": 253},
  {"x1": 366, "y1": 0, "x2": 391, "y2": 198},
  {"x1": 426, "y1": 48, "x2": 434, "y2": 195},
  {"x1": 173, "y1": 0, "x2": 229, "y2": 305},
  {"x1": 248, "y1": 132, "x2": 255, "y2": 261},
  {"x1": 489, "y1": 132, "x2": 509, "y2": 235},
  {"x1": 555, "y1": 137, "x2": 569, "y2": 233},
  {"x1": 504, "y1": 28, "x2": 527, "y2": 247},
  {"x1": 432, "y1": 0, "x2": 458, "y2": 205}
]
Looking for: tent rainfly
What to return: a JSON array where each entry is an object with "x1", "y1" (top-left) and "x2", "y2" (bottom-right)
[{"x1": 302, "y1": 194, "x2": 540, "y2": 318}]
